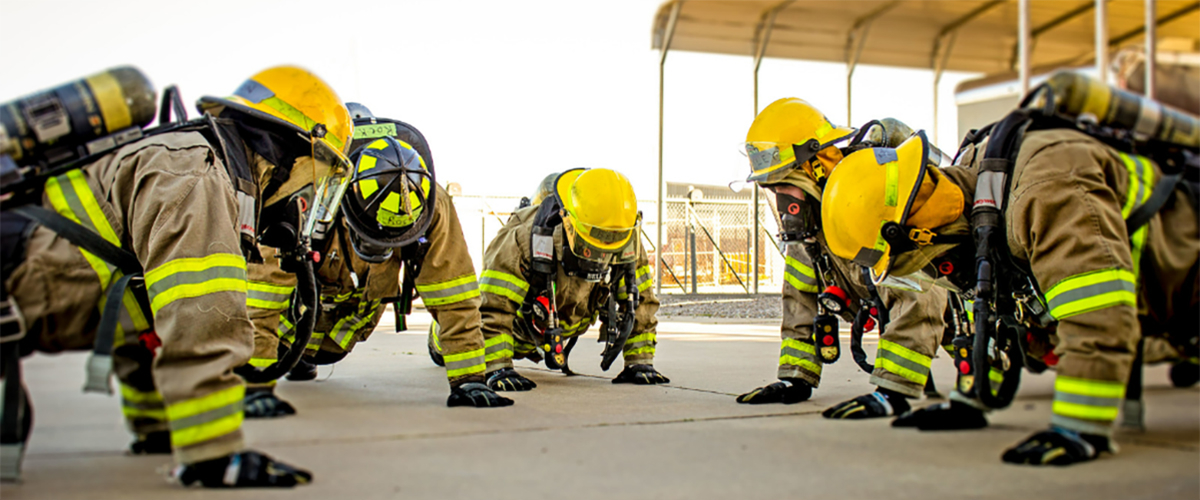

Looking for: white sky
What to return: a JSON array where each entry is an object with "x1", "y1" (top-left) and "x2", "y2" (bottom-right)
[{"x1": 0, "y1": 0, "x2": 978, "y2": 200}]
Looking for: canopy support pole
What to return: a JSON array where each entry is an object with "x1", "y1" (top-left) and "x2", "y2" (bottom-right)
[{"x1": 655, "y1": 0, "x2": 681, "y2": 296}]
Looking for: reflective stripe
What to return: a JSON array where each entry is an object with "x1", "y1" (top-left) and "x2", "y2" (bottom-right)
[
  {"x1": 417, "y1": 274, "x2": 481, "y2": 307},
  {"x1": 247, "y1": 282, "x2": 293, "y2": 309},
  {"x1": 248, "y1": 357, "x2": 276, "y2": 368},
  {"x1": 277, "y1": 315, "x2": 295, "y2": 339},
  {"x1": 875, "y1": 339, "x2": 932, "y2": 386},
  {"x1": 121, "y1": 382, "x2": 166, "y2": 420},
  {"x1": 144, "y1": 254, "x2": 248, "y2": 315},
  {"x1": 332, "y1": 300, "x2": 381, "y2": 349},
  {"x1": 1052, "y1": 375, "x2": 1124, "y2": 422},
  {"x1": 1119, "y1": 152, "x2": 1155, "y2": 279},
  {"x1": 784, "y1": 256, "x2": 819, "y2": 293},
  {"x1": 257, "y1": 96, "x2": 345, "y2": 151},
  {"x1": 479, "y1": 270, "x2": 529, "y2": 303},
  {"x1": 166, "y1": 385, "x2": 244, "y2": 448},
  {"x1": 780, "y1": 337, "x2": 822, "y2": 375},
  {"x1": 884, "y1": 160, "x2": 899, "y2": 207},
  {"x1": 624, "y1": 332, "x2": 657, "y2": 357},
  {"x1": 618, "y1": 266, "x2": 655, "y2": 299},
  {"x1": 1044, "y1": 268, "x2": 1136, "y2": 320},
  {"x1": 306, "y1": 331, "x2": 327, "y2": 350},
  {"x1": 484, "y1": 333, "x2": 513, "y2": 362},
  {"x1": 559, "y1": 313, "x2": 597, "y2": 337},
  {"x1": 44, "y1": 171, "x2": 121, "y2": 319},
  {"x1": 444, "y1": 347, "x2": 486, "y2": 378}
]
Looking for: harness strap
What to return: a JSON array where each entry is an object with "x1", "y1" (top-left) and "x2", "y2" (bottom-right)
[
  {"x1": 1, "y1": 340, "x2": 29, "y2": 481},
  {"x1": 82, "y1": 273, "x2": 142, "y2": 395},
  {"x1": 12, "y1": 206, "x2": 141, "y2": 275},
  {"x1": 1126, "y1": 173, "x2": 1183, "y2": 234}
]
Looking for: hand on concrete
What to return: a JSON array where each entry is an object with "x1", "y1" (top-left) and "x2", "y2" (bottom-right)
[
  {"x1": 244, "y1": 390, "x2": 297, "y2": 419},
  {"x1": 487, "y1": 368, "x2": 537, "y2": 391},
  {"x1": 612, "y1": 364, "x2": 670, "y2": 385},
  {"x1": 823, "y1": 390, "x2": 909, "y2": 419},
  {"x1": 891, "y1": 401, "x2": 987, "y2": 430},
  {"x1": 736, "y1": 378, "x2": 811, "y2": 404},
  {"x1": 1001, "y1": 428, "x2": 1108, "y2": 466},
  {"x1": 175, "y1": 450, "x2": 312, "y2": 487},
  {"x1": 448, "y1": 382, "x2": 515, "y2": 408}
]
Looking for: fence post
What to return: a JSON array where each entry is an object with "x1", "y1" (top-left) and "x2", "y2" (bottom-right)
[{"x1": 689, "y1": 224, "x2": 697, "y2": 294}]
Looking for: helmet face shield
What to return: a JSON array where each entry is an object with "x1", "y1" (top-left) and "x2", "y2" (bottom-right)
[
  {"x1": 302, "y1": 134, "x2": 353, "y2": 240},
  {"x1": 562, "y1": 214, "x2": 639, "y2": 266}
]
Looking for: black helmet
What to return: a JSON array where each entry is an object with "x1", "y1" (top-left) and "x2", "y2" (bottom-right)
[{"x1": 343, "y1": 130, "x2": 436, "y2": 262}]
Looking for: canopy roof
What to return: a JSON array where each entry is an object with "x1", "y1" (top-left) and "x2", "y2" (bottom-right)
[{"x1": 651, "y1": 0, "x2": 1199, "y2": 74}]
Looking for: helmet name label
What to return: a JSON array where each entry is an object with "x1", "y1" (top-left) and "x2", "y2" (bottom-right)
[{"x1": 353, "y1": 122, "x2": 398, "y2": 140}]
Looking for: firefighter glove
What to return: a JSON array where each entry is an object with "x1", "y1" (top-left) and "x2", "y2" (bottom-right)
[
  {"x1": 447, "y1": 382, "x2": 514, "y2": 408},
  {"x1": 823, "y1": 389, "x2": 910, "y2": 419},
  {"x1": 612, "y1": 364, "x2": 670, "y2": 385},
  {"x1": 175, "y1": 450, "x2": 312, "y2": 487},
  {"x1": 736, "y1": 378, "x2": 812, "y2": 404},
  {"x1": 487, "y1": 368, "x2": 537, "y2": 391},
  {"x1": 891, "y1": 400, "x2": 988, "y2": 430},
  {"x1": 129, "y1": 431, "x2": 171, "y2": 455},
  {"x1": 244, "y1": 390, "x2": 297, "y2": 419},
  {"x1": 1001, "y1": 427, "x2": 1111, "y2": 466}
]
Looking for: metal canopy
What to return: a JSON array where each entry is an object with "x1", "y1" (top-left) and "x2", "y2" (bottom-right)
[{"x1": 651, "y1": 0, "x2": 1199, "y2": 74}]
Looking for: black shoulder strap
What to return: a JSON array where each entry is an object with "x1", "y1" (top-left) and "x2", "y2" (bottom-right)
[
  {"x1": 1127, "y1": 173, "x2": 1184, "y2": 234},
  {"x1": 11, "y1": 206, "x2": 140, "y2": 274}
]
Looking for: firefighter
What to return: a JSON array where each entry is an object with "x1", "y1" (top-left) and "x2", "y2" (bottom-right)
[
  {"x1": 473, "y1": 168, "x2": 668, "y2": 391},
  {"x1": 734, "y1": 98, "x2": 948, "y2": 420},
  {"x1": 0, "y1": 66, "x2": 346, "y2": 487},
  {"x1": 819, "y1": 117, "x2": 1198, "y2": 465},
  {"x1": 242, "y1": 110, "x2": 511, "y2": 416}
]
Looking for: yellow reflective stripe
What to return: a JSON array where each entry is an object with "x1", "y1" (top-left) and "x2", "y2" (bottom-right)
[
  {"x1": 484, "y1": 333, "x2": 512, "y2": 348},
  {"x1": 1052, "y1": 401, "x2": 1119, "y2": 421},
  {"x1": 1055, "y1": 375, "x2": 1125, "y2": 399},
  {"x1": 1118, "y1": 153, "x2": 1153, "y2": 219},
  {"x1": 1044, "y1": 268, "x2": 1136, "y2": 320},
  {"x1": 479, "y1": 270, "x2": 528, "y2": 304},
  {"x1": 247, "y1": 282, "x2": 293, "y2": 295},
  {"x1": 259, "y1": 96, "x2": 344, "y2": 151},
  {"x1": 624, "y1": 346, "x2": 655, "y2": 357},
  {"x1": 122, "y1": 406, "x2": 166, "y2": 420},
  {"x1": 484, "y1": 333, "x2": 513, "y2": 362},
  {"x1": 144, "y1": 254, "x2": 248, "y2": 314},
  {"x1": 784, "y1": 256, "x2": 819, "y2": 293},
  {"x1": 66, "y1": 170, "x2": 119, "y2": 244},
  {"x1": 247, "y1": 281, "x2": 292, "y2": 309},
  {"x1": 779, "y1": 355, "x2": 822, "y2": 375},
  {"x1": 884, "y1": 160, "x2": 899, "y2": 207},
  {"x1": 248, "y1": 358, "x2": 276, "y2": 368},
  {"x1": 627, "y1": 332, "x2": 656, "y2": 345},
  {"x1": 877, "y1": 339, "x2": 932, "y2": 368},
  {"x1": 44, "y1": 175, "x2": 115, "y2": 290},
  {"x1": 876, "y1": 358, "x2": 927, "y2": 386},
  {"x1": 166, "y1": 385, "x2": 244, "y2": 448},
  {"x1": 417, "y1": 274, "x2": 481, "y2": 306},
  {"x1": 120, "y1": 384, "x2": 163, "y2": 404},
  {"x1": 444, "y1": 347, "x2": 485, "y2": 363},
  {"x1": 444, "y1": 347, "x2": 486, "y2": 378},
  {"x1": 782, "y1": 337, "x2": 816, "y2": 354}
]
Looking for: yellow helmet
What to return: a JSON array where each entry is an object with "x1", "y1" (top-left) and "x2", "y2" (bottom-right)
[
  {"x1": 556, "y1": 168, "x2": 640, "y2": 265},
  {"x1": 820, "y1": 131, "x2": 965, "y2": 282},
  {"x1": 198, "y1": 66, "x2": 353, "y2": 239},
  {"x1": 744, "y1": 98, "x2": 855, "y2": 186},
  {"x1": 530, "y1": 173, "x2": 559, "y2": 206}
]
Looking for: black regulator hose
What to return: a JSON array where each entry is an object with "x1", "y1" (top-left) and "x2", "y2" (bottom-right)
[{"x1": 235, "y1": 254, "x2": 317, "y2": 383}]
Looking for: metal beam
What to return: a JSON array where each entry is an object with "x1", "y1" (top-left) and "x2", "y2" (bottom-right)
[
  {"x1": 930, "y1": 1, "x2": 1001, "y2": 141},
  {"x1": 1146, "y1": 0, "x2": 1157, "y2": 99},
  {"x1": 655, "y1": 0, "x2": 682, "y2": 296},
  {"x1": 1019, "y1": 0, "x2": 1031, "y2": 94},
  {"x1": 844, "y1": 1, "x2": 899, "y2": 124},
  {"x1": 750, "y1": 1, "x2": 790, "y2": 295},
  {"x1": 1109, "y1": 1, "x2": 1198, "y2": 47},
  {"x1": 1011, "y1": 1, "x2": 1103, "y2": 72},
  {"x1": 1096, "y1": 0, "x2": 1108, "y2": 81}
]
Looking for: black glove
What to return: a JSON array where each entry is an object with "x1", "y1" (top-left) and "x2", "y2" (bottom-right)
[
  {"x1": 175, "y1": 450, "x2": 312, "y2": 487},
  {"x1": 612, "y1": 364, "x2": 670, "y2": 385},
  {"x1": 1001, "y1": 427, "x2": 1110, "y2": 466},
  {"x1": 129, "y1": 431, "x2": 171, "y2": 455},
  {"x1": 1170, "y1": 360, "x2": 1199, "y2": 388},
  {"x1": 823, "y1": 390, "x2": 910, "y2": 419},
  {"x1": 447, "y1": 382, "x2": 514, "y2": 408},
  {"x1": 736, "y1": 378, "x2": 812, "y2": 404},
  {"x1": 244, "y1": 390, "x2": 297, "y2": 419},
  {"x1": 286, "y1": 357, "x2": 318, "y2": 382},
  {"x1": 891, "y1": 400, "x2": 988, "y2": 430},
  {"x1": 487, "y1": 368, "x2": 537, "y2": 391}
]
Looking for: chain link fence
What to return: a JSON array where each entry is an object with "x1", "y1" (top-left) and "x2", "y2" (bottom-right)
[{"x1": 450, "y1": 192, "x2": 786, "y2": 295}]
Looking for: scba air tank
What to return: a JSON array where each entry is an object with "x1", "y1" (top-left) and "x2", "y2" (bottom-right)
[{"x1": 0, "y1": 66, "x2": 156, "y2": 168}]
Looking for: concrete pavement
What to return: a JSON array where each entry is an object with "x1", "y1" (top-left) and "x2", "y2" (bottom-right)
[{"x1": 2, "y1": 311, "x2": 1197, "y2": 499}]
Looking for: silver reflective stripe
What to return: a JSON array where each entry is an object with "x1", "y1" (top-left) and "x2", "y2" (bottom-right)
[
  {"x1": 781, "y1": 345, "x2": 815, "y2": 361},
  {"x1": 1045, "y1": 279, "x2": 1136, "y2": 313},
  {"x1": 1050, "y1": 414, "x2": 1114, "y2": 437},
  {"x1": 1054, "y1": 391, "x2": 1121, "y2": 410},
  {"x1": 445, "y1": 353, "x2": 486, "y2": 373},
  {"x1": 168, "y1": 400, "x2": 244, "y2": 431},
  {"x1": 875, "y1": 348, "x2": 931, "y2": 378},
  {"x1": 974, "y1": 171, "x2": 1006, "y2": 209}
]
